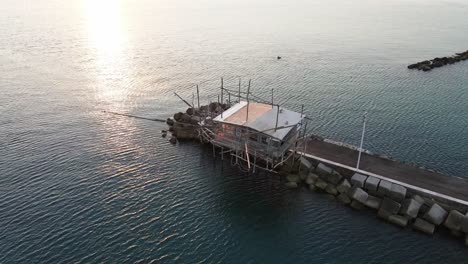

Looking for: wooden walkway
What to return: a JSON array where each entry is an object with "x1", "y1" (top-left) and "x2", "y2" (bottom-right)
[{"x1": 297, "y1": 138, "x2": 468, "y2": 205}]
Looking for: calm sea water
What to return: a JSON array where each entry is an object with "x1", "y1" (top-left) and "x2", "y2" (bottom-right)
[{"x1": 1, "y1": 0, "x2": 468, "y2": 263}]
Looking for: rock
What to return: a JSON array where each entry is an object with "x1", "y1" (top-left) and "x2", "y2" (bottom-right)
[
  {"x1": 316, "y1": 163, "x2": 333, "y2": 176},
  {"x1": 209, "y1": 102, "x2": 221, "y2": 112},
  {"x1": 305, "y1": 173, "x2": 319, "y2": 185},
  {"x1": 348, "y1": 187, "x2": 368, "y2": 204},
  {"x1": 190, "y1": 116, "x2": 201, "y2": 125},
  {"x1": 407, "y1": 63, "x2": 419, "y2": 69},
  {"x1": 315, "y1": 178, "x2": 328, "y2": 190},
  {"x1": 413, "y1": 218, "x2": 435, "y2": 235},
  {"x1": 299, "y1": 157, "x2": 314, "y2": 172},
  {"x1": 389, "y1": 184, "x2": 407, "y2": 202},
  {"x1": 364, "y1": 176, "x2": 380, "y2": 192},
  {"x1": 337, "y1": 193, "x2": 352, "y2": 205},
  {"x1": 286, "y1": 174, "x2": 300, "y2": 183},
  {"x1": 336, "y1": 179, "x2": 352, "y2": 194},
  {"x1": 173, "y1": 112, "x2": 183, "y2": 122},
  {"x1": 422, "y1": 65, "x2": 432, "y2": 72},
  {"x1": 378, "y1": 198, "x2": 401, "y2": 220},
  {"x1": 364, "y1": 195, "x2": 382, "y2": 210},
  {"x1": 377, "y1": 180, "x2": 392, "y2": 196},
  {"x1": 388, "y1": 215, "x2": 409, "y2": 227},
  {"x1": 180, "y1": 113, "x2": 192, "y2": 123},
  {"x1": 324, "y1": 171, "x2": 343, "y2": 185},
  {"x1": 443, "y1": 210, "x2": 465, "y2": 232},
  {"x1": 186, "y1": 107, "x2": 195, "y2": 115},
  {"x1": 325, "y1": 185, "x2": 338, "y2": 196},
  {"x1": 351, "y1": 173, "x2": 367, "y2": 188},
  {"x1": 200, "y1": 105, "x2": 209, "y2": 112},
  {"x1": 169, "y1": 137, "x2": 177, "y2": 144},
  {"x1": 400, "y1": 198, "x2": 422, "y2": 219},
  {"x1": 166, "y1": 118, "x2": 174, "y2": 126},
  {"x1": 162, "y1": 133, "x2": 167, "y2": 138},
  {"x1": 423, "y1": 203, "x2": 448, "y2": 225},
  {"x1": 285, "y1": 182, "x2": 298, "y2": 189},
  {"x1": 350, "y1": 200, "x2": 365, "y2": 210}
]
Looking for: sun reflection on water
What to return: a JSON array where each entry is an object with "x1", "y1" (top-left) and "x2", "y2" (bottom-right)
[{"x1": 83, "y1": 0, "x2": 131, "y2": 110}]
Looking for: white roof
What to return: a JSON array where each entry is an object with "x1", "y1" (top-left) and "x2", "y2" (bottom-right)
[{"x1": 213, "y1": 101, "x2": 304, "y2": 140}]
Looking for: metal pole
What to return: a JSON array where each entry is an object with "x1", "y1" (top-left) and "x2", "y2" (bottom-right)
[
  {"x1": 356, "y1": 112, "x2": 368, "y2": 170},
  {"x1": 246, "y1": 79, "x2": 251, "y2": 122},
  {"x1": 196, "y1": 85, "x2": 200, "y2": 109}
]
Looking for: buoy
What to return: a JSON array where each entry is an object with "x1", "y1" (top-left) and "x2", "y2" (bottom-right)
[{"x1": 277, "y1": 56, "x2": 282, "y2": 60}]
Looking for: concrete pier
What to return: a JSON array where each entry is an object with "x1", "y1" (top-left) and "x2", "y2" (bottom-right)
[{"x1": 297, "y1": 137, "x2": 468, "y2": 211}]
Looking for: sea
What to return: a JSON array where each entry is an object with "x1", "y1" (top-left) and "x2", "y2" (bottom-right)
[{"x1": 1, "y1": 0, "x2": 468, "y2": 263}]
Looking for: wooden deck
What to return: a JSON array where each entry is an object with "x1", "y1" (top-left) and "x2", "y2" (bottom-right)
[{"x1": 298, "y1": 138, "x2": 468, "y2": 203}]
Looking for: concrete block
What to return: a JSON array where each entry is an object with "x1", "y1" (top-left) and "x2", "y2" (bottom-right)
[
  {"x1": 325, "y1": 184, "x2": 338, "y2": 196},
  {"x1": 419, "y1": 204, "x2": 431, "y2": 215},
  {"x1": 378, "y1": 180, "x2": 392, "y2": 196},
  {"x1": 336, "y1": 179, "x2": 351, "y2": 194},
  {"x1": 337, "y1": 193, "x2": 351, "y2": 205},
  {"x1": 388, "y1": 215, "x2": 409, "y2": 227},
  {"x1": 400, "y1": 198, "x2": 422, "y2": 219},
  {"x1": 365, "y1": 176, "x2": 380, "y2": 192},
  {"x1": 351, "y1": 173, "x2": 367, "y2": 188},
  {"x1": 315, "y1": 178, "x2": 328, "y2": 190},
  {"x1": 323, "y1": 171, "x2": 343, "y2": 185},
  {"x1": 305, "y1": 173, "x2": 318, "y2": 185},
  {"x1": 348, "y1": 187, "x2": 369, "y2": 204},
  {"x1": 309, "y1": 184, "x2": 316, "y2": 191},
  {"x1": 378, "y1": 198, "x2": 401, "y2": 220},
  {"x1": 350, "y1": 200, "x2": 365, "y2": 210},
  {"x1": 423, "y1": 203, "x2": 448, "y2": 225},
  {"x1": 413, "y1": 194, "x2": 426, "y2": 205},
  {"x1": 285, "y1": 182, "x2": 298, "y2": 189},
  {"x1": 364, "y1": 195, "x2": 382, "y2": 210},
  {"x1": 286, "y1": 174, "x2": 300, "y2": 183},
  {"x1": 460, "y1": 213, "x2": 468, "y2": 233},
  {"x1": 299, "y1": 172, "x2": 307, "y2": 181},
  {"x1": 389, "y1": 184, "x2": 407, "y2": 202},
  {"x1": 413, "y1": 218, "x2": 435, "y2": 235},
  {"x1": 443, "y1": 210, "x2": 465, "y2": 232},
  {"x1": 300, "y1": 156, "x2": 314, "y2": 172},
  {"x1": 316, "y1": 163, "x2": 333, "y2": 176}
]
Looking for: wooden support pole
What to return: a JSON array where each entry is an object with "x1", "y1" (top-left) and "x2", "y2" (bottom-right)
[
  {"x1": 174, "y1": 92, "x2": 194, "y2": 108},
  {"x1": 246, "y1": 79, "x2": 251, "y2": 122},
  {"x1": 245, "y1": 143, "x2": 251, "y2": 170},
  {"x1": 196, "y1": 85, "x2": 200, "y2": 109},
  {"x1": 238, "y1": 78, "x2": 241, "y2": 103},
  {"x1": 271, "y1": 88, "x2": 274, "y2": 108},
  {"x1": 221, "y1": 78, "x2": 224, "y2": 118},
  {"x1": 275, "y1": 105, "x2": 280, "y2": 131}
]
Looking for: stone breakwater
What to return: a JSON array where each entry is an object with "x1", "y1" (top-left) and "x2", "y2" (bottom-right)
[
  {"x1": 408, "y1": 50, "x2": 468, "y2": 72},
  {"x1": 282, "y1": 156, "x2": 468, "y2": 246}
]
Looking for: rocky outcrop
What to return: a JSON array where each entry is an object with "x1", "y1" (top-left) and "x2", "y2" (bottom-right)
[
  {"x1": 407, "y1": 50, "x2": 468, "y2": 72},
  {"x1": 167, "y1": 103, "x2": 231, "y2": 143}
]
